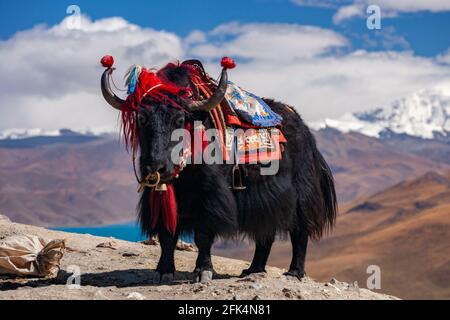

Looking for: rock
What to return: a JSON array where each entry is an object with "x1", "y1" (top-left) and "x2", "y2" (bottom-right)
[
  {"x1": 127, "y1": 292, "x2": 146, "y2": 300},
  {"x1": 193, "y1": 286, "x2": 205, "y2": 293},
  {"x1": 141, "y1": 238, "x2": 197, "y2": 252},
  {"x1": 282, "y1": 288, "x2": 292, "y2": 298},
  {"x1": 93, "y1": 290, "x2": 109, "y2": 300},
  {"x1": 176, "y1": 240, "x2": 197, "y2": 252},
  {"x1": 251, "y1": 283, "x2": 262, "y2": 290},
  {"x1": 347, "y1": 281, "x2": 360, "y2": 293},
  {"x1": 141, "y1": 237, "x2": 158, "y2": 246},
  {"x1": 96, "y1": 240, "x2": 118, "y2": 250},
  {"x1": 122, "y1": 251, "x2": 141, "y2": 257},
  {"x1": 0, "y1": 215, "x2": 11, "y2": 224},
  {"x1": 212, "y1": 290, "x2": 221, "y2": 296},
  {"x1": 322, "y1": 289, "x2": 331, "y2": 297}
]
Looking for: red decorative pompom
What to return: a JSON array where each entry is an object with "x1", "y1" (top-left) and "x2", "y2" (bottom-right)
[
  {"x1": 101, "y1": 55, "x2": 114, "y2": 68},
  {"x1": 221, "y1": 56, "x2": 236, "y2": 69}
]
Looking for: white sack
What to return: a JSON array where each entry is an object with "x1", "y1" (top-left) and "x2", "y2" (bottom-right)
[{"x1": 0, "y1": 235, "x2": 65, "y2": 277}]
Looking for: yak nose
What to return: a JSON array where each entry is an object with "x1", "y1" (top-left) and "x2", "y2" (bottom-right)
[{"x1": 145, "y1": 163, "x2": 166, "y2": 175}]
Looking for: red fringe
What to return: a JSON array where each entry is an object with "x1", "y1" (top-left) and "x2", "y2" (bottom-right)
[{"x1": 150, "y1": 185, "x2": 178, "y2": 235}]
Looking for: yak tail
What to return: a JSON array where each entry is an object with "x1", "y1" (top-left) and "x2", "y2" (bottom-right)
[
  {"x1": 295, "y1": 133, "x2": 337, "y2": 240},
  {"x1": 316, "y1": 151, "x2": 337, "y2": 237}
]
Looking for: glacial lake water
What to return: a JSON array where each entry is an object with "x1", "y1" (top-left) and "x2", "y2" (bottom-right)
[{"x1": 52, "y1": 221, "x2": 193, "y2": 243}]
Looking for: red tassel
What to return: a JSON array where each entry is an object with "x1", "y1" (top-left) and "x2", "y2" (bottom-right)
[
  {"x1": 162, "y1": 185, "x2": 177, "y2": 234},
  {"x1": 100, "y1": 55, "x2": 114, "y2": 68},
  {"x1": 221, "y1": 56, "x2": 236, "y2": 69},
  {"x1": 150, "y1": 185, "x2": 177, "y2": 235}
]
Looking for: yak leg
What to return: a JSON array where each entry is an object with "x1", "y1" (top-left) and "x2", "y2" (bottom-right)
[
  {"x1": 284, "y1": 226, "x2": 308, "y2": 279},
  {"x1": 193, "y1": 231, "x2": 215, "y2": 283},
  {"x1": 240, "y1": 235, "x2": 275, "y2": 277},
  {"x1": 154, "y1": 228, "x2": 178, "y2": 284}
]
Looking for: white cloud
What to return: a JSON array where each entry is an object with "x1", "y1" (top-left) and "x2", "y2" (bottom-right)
[
  {"x1": 184, "y1": 30, "x2": 207, "y2": 45},
  {"x1": 438, "y1": 49, "x2": 450, "y2": 65},
  {"x1": 0, "y1": 15, "x2": 183, "y2": 131},
  {"x1": 333, "y1": 4, "x2": 365, "y2": 24},
  {"x1": 329, "y1": 0, "x2": 450, "y2": 23},
  {"x1": 374, "y1": 0, "x2": 450, "y2": 12},
  {"x1": 1, "y1": 17, "x2": 450, "y2": 131},
  {"x1": 188, "y1": 22, "x2": 348, "y2": 62}
]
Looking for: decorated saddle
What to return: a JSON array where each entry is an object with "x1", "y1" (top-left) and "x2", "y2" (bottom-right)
[{"x1": 182, "y1": 59, "x2": 287, "y2": 164}]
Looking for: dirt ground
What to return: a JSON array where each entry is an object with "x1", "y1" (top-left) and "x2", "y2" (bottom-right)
[{"x1": 0, "y1": 216, "x2": 397, "y2": 300}]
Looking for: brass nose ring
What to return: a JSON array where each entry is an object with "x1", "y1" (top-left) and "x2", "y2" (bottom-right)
[{"x1": 144, "y1": 171, "x2": 160, "y2": 187}]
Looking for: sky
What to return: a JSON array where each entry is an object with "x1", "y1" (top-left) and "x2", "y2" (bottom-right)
[{"x1": 0, "y1": 0, "x2": 450, "y2": 132}]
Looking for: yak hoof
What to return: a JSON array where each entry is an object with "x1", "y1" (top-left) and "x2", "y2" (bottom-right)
[
  {"x1": 194, "y1": 269, "x2": 213, "y2": 283},
  {"x1": 153, "y1": 272, "x2": 174, "y2": 284},
  {"x1": 283, "y1": 270, "x2": 306, "y2": 280},
  {"x1": 239, "y1": 268, "x2": 266, "y2": 278}
]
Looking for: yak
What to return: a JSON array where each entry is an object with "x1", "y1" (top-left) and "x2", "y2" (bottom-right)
[{"x1": 100, "y1": 57, "x2": 337, "y2": 284}]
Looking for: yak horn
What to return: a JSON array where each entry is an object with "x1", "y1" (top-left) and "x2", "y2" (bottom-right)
[
  {"x1": 185, "y1": 68, "x2": 229, "y2": 112},
  {"x1": 101, "y1": 68, "x2": 125, "y2": 111}
]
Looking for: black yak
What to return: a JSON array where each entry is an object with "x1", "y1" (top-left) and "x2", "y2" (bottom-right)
[{"x1": 100, "y1": 56, "x2": 337, "y2": 284}]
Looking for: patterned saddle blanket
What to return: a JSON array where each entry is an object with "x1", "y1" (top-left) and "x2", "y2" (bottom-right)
[{"x1": 224, "y1": 81, "x2": 283, "y2": 128}]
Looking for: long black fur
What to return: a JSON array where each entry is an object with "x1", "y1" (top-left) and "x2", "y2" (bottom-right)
[{"x1": 134, "y1": 64, "x2": 337, "y2": 278}]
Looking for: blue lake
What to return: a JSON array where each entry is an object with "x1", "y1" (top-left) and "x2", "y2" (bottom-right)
[{"x1": 52, "y1": 221, "x2": 193, "y2": 243}]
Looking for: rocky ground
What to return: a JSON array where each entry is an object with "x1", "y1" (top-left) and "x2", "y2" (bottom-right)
[{"x1": 0, "y1": 215, "x2": 398, "y2": 300}]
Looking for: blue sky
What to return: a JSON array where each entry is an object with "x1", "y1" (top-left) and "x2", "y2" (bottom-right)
[
  {"x1": 1, "y1": 0, "x2": 449, "y2": 56},
  {"x1": 0, "y1": 0, "x2": 450, "y2": 131}
]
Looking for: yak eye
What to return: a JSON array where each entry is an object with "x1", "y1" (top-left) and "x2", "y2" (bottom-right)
[
  {"x1": 174, "y1": 117, "x2": 184, "y2": 128},
  {"x1": 137, "y1": 112, "x2": 148, "y2": 125}
]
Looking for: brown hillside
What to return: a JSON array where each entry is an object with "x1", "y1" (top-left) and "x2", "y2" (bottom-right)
[
  {"x1": 0, "y1": 138, "x2": 137, "y2": 227},
  {"x1": 314, "y1": 129, "x2": 450, "y2": 203},
  {"x1": 263, "y1": 171, "x2": 450, "y2": 299}
]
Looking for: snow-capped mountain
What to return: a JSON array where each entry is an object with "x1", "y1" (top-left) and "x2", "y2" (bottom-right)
[
  {"x1": 0, "y1": 128, "x2": 114, "y2": 148},
  {"x1": 312, "y1": 84, "x2": 450, "y2": 141},
  {"x1": 0, "y1": 128, "x2": 112, "y2": 140}
]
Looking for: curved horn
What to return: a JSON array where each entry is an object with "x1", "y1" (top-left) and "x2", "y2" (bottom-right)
[
  {"x1": 101, "y1": 68, "x2": 125, "y2": 111},
  {"x1": 185, "y1": 68, "x2": 228, "y2": 112}
]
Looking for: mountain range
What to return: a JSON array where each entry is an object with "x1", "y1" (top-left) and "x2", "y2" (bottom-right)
[
  {"x1": 311, "y1": 84, "x2": 450, "y2": 143},
  {"x1": 2, "y1": 125, "x2": 449, "y2": 226}
]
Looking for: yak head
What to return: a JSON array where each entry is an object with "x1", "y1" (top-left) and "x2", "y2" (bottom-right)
[{"x1": 101, "y1": 63, "x2": 229, "y2": 183}]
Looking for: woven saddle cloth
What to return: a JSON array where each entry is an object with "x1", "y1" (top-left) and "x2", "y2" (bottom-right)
[{"x1": 183, "y1": 59, "x2": 287, "y2": 164}]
